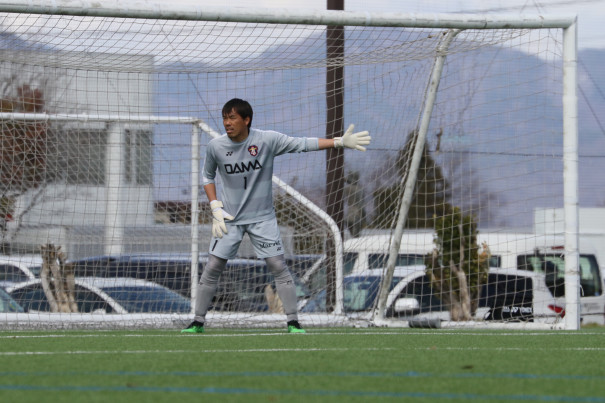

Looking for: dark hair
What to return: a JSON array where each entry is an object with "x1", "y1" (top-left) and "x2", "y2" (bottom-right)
[{"x1": 222, "y1": 98, "x2": 253, "y2": 129}]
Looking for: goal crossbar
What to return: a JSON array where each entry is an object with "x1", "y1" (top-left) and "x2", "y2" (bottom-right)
[{"x1": 0, "y1": 1, "x2": 576, "y2": 29}]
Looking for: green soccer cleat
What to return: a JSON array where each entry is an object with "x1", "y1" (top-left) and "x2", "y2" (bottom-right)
[
  {"x1": 181, "y1": 321, "x2": 205, "y2": 334},
  {"x1": 287, "y1": 320, "x2": 306, "y2": 334}
]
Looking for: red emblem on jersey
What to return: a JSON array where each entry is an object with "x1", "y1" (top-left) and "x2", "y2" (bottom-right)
[{"x1": 248, "y1": 145, "x2": 259, "y2": 156}]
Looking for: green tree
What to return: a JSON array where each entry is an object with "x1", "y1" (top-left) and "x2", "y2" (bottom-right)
[
  {"x1": 425, "y1": 206, "x2": 489, "y2": 320},
  {"x1": 371, "y1": 130, "x2": 451, "y2": 229}
]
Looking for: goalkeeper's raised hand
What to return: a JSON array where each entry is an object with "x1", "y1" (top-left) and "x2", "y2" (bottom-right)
[
  {"x1": 210, "y1": 200, "x2": 234, "y2": 238},
  {"x1": 334, "y1": 124, "x2": 371, "y2": 151}
]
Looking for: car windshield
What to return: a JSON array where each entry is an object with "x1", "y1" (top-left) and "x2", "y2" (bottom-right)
[
  {"x1": 28, "y1": 266, "x2": 41, "y2": 277},
  {"x1": 100, "y1": 286, "x2": 191, "y2": 313},
  {"x1": 343, "y1": 276, "x2": 382, "y2": 311},
  {"x1": 517, "y1": 253, "x2": 603, "y2": 297},
  {"x1": 0, "y1": 287, "x2": 23, "y2": 313},
  {"x1": 286, "y1": 255, "x2": 322, "y2": 277},
  {"x1": 302, "y1": 275, "x2": 402, "y2": 313}
]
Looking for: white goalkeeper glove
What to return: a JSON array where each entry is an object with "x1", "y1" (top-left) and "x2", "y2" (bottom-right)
[
  {"x1": 210, "y1": 200, "x2": 234, "y2": 238},
  {"x1": 334, "y1": 124, "x2": 371, "y2": 152}
]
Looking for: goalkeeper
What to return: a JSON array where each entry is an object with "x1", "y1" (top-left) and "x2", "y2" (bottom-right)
[{"x1": 182, "y1": 98, "x2": 370, "y2": 334}]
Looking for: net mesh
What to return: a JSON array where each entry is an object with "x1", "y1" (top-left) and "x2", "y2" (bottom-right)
[{"x1": 0, "y1": 10, "x2": 592, "y2": 329}]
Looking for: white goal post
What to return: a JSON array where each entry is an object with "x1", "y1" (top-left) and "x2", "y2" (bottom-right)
[{"x1": 0, "y1": 1, "x2": 583, "y2": 330}]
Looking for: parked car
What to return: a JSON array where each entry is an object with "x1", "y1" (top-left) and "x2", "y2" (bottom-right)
[
  {"x1": 301, "y1": 234, "x2": 431, "y2": 290},
  {"x1": 0, "y1": 254, "x2": 43, "y2": 289},
  {"x1": 67, "y1": 253, "x2": 310, "y2": 312},
  {"x1": 301, "y1": 266, "x2": 534, "y2": 323},
  {"x1": 304, "y1": 232, "x2": 605, "y2": 325},
  {"x1": 479, "y1": 233, "x2": 604, "y2": 325},
  {"x1": 6, "y1": 277, "x2": 191, "y2": 314},
  {"x1": 67, "y1": 253, "x2": 194, "y2": 297},
  {"x1": 207, "y1": 257, "x2": 310, "y2": 312},
  {"x1": 285, "y1": 254, "x2": 322, "y2": 278}
]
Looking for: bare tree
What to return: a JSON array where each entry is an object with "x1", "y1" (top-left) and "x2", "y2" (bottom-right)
[
  {"x1": 0, "y1": 62, "x2": 73, "y2": 251},
  {"x1": 40, "y1": 244, "x2": 78, "y2": 313}
]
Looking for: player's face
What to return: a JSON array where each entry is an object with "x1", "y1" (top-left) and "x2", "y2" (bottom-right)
[{"x1": 223, "y1": 108, "x2": 250, "y2": 142}]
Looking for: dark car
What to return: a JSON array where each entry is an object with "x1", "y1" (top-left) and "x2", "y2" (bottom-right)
[
  {"x1": 285, "y1": 254, "x2": 322, "y2": 278},
  {"x1": 68, "y1": 253, "x2": 195, "y2": 297},
  {"x1": 67, "y1": 253, "x2": 310, "y2": 312},
  {"x1": 0, "y1": 255, "x2": 42, "y2": 290}
]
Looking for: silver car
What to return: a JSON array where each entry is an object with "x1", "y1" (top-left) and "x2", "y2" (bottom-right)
[{"x1": 6, "y1": 277, "x2": 191, "y2": 314}]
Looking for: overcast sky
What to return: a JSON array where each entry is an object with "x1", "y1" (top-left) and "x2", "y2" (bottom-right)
[{"x1": 218, "y1": 0, "x2": 605, "y2": 50}]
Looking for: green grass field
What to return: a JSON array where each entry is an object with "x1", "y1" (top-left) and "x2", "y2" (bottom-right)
[{"x1": 0, "y1": 326, "x2": 604, "y2": 402}]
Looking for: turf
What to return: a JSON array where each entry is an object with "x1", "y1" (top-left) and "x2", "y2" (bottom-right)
[{"x1": 0, "y1": 326, "x2": 604, "y2": 402}]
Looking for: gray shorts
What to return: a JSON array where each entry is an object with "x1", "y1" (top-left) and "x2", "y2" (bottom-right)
[{"x1": 208, "y1": 218, "x2": 284, "y2": 259}]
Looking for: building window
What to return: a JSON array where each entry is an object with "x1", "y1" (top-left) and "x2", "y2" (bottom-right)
[{"x1": 46, "y1": 127, "x2": 152, "y2": 185}]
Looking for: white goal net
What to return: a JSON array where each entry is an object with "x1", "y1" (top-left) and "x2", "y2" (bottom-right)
[{"x1": 0, "y1": 2, "x2": 587, "y2": 330}]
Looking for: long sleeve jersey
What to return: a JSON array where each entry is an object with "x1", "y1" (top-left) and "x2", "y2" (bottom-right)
[{"x1": 202, "y1": 128, "x2": 320, "y2": 224}]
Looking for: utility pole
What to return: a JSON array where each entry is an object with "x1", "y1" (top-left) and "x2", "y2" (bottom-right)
[{"x1": 325, "y1": 0, "x2": 344, "y2": 311}]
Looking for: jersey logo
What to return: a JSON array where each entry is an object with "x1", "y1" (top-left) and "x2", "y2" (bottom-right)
[
  {"x1": 224, "y1": 160, "x2": 262, "y2": 174},
  {"x1": 248, "y1": 145, "x2": 259, "y2": 156}
]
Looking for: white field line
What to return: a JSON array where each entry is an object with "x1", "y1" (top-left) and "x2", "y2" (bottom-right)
[
  {"x1": 2, "y1": 345, "x2": 605, "y2": 356},
  {"x1": 0, "y1": 347, "x2": 395, "y2": 356},
  {"x1": 0, "y1": 330, "x2": 603, "y2": 339}
]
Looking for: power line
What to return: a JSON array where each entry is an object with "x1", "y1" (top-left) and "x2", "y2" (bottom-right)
[{"x1": 370, "y1": 148, "x2": 605, "y2": 159}]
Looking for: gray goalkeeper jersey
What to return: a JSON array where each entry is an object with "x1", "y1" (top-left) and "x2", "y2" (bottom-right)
[{"x1": 202, "y1": 128, "x2": 320, "y2": 224}]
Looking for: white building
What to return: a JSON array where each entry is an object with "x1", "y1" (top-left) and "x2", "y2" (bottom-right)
[{"x1": 0, "y1": 50, "x2": 156, "y2": 256}]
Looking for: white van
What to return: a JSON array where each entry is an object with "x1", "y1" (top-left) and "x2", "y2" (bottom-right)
[
  {"x1": 477, "y1": 232, "x2": 604, "y2": 325},
  {"x1": 303, "y1": 231, "x2": 604, "y2": 325},
  {"x1": 302, "y1": 231, "x2": 434, "y2": 286}
]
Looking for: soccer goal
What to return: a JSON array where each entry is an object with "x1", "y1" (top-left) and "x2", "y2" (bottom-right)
[{"x1": 0, "y1": 1, "x2": 584, "y2": 330}]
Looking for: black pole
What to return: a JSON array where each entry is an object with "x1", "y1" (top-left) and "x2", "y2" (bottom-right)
[{"x1": 325, "y1": 0, "x2": 344, "y2": 312}]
